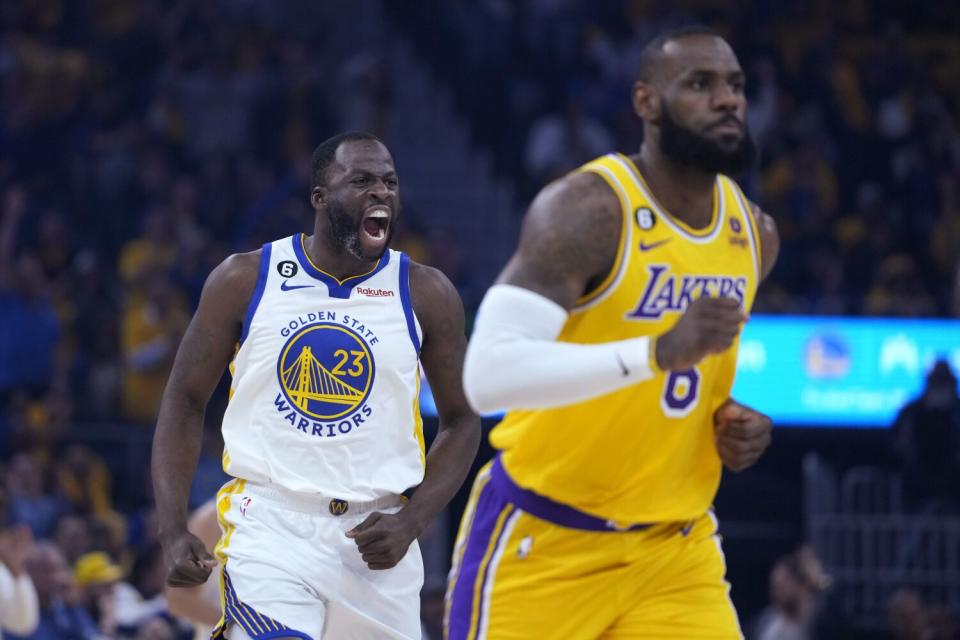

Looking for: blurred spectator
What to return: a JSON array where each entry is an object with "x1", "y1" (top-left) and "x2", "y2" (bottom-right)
[
  {"x1": 864, "y1": 254, "x2": 938, "y2": 317},
  {"x1": 751, "y1": 553, "x2": 815, "y2": 640},
  {"x1": 886, "y1": 588, "x2": 929, "y2": 640},
  {"x1": 524, "y1": 93, "x2": 614, "y2": 188},
  {"x1": 9, "y1": 542, "x2": 99, "y2": 640},
  {"x1": 133, "y1": 617, "x2": 173, "y2": 640},
  {"x1": 55, "y1": 445, "x2": 114, "y2": 517},
  {"x1": 52, "y1": 514, "x2": 92, "y2": 567},
  {"x1": 0, "y1": 493, "x2": 39, "y2": 639},
  {"x1": 5, "y1": 453, "x2": 63, "y2": 538},
  {"x1": 120, "y1": 271, "x2": 189, "y2": 424},
  {"x1": 0, "y1": 189, "x2": 61, "y2": 406},
  {"x1": 74, "y1": 550, "x2": 166, "y2": 636},
  {"x1": 890, "y1": 359, "x2": 960, "y2": 511},
  {"x1": 117, "y1": 210, "x2": 177, "y2": 288},
  {"x1": 751, "y1": 545, "x2": 840, "y2": 640},
  {"x1": 73, "y1": 552, "x2": 121, "y2": 638}
]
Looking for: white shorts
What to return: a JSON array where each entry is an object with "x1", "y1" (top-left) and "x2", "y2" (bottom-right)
[{"x1": 212, "y1": 479, "x2": 423, "y2": 640}]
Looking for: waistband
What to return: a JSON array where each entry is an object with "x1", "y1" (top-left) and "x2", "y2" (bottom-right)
[
  {"x1": 242, "y1": 482, "x2": 404, "y2": 517},
  {"x1": 489, "y1": 456, "x2": 653, "y2": 532}
]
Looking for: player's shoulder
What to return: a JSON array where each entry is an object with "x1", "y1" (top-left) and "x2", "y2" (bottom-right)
[
  {"x1": 201, "y1": 249, "x2": 262, "y2": 304},
  {"x1": 407, "y1": 259, "x2": 464, "y2": 326},
  {"x1": 214, "y1": 249, "x2": 262, "y2": 285},
  {"x1": 407, "y1": 260, "x2": 459, "y2": 303},
  {"x1": 526, "y1": 170, "x2": 621, "y2": 233}
]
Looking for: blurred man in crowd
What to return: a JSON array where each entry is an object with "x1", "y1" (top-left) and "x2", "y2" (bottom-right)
[{"x1": 891, "y1": 358, "x2": 960, "y2": 511}]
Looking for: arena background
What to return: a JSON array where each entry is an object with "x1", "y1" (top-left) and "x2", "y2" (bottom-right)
[{"x1": 1, "y1": 1, "x2": 959, "y2": 638}]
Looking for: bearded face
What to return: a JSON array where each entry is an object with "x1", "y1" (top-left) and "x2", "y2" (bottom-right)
[{"x1": 658, "y1": 101, "x2": 757, "y2": 175}]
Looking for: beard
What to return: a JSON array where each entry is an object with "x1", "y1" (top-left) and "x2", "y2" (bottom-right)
[
  {"x1": 326, "y1": 199, "x2": 399, "y2": 262},
  {"x1": 658, "y1": 104, "x2": 757, "y2": 175}
]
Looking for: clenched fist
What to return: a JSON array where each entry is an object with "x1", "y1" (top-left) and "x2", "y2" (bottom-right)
[
  {"x1": 346, "y1": 512, "x2": 418, "y2": 571},
  {"x1": 655, "y1": 296, "x2": 747, "y2": 371},
  {"x1": 160, "y1": 529, "x2": 217, "y2": 587},
  {"x1": 714, "y1": 399, "x2": 772, "y2": 472}
]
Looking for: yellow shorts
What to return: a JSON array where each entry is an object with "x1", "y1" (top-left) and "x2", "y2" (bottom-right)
[{"x1": 445, "y1": 461, "x2": 742, "y2": 639}]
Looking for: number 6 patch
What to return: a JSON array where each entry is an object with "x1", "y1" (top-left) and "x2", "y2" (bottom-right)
[
  {"x1": 635, "y1": 207, "x2": 656, "y2": 230},
  {"x1": 277, "y1": 260, "x2": 299, "y2": 278}
]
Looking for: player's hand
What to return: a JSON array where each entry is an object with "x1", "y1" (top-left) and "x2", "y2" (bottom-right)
[
  {"x1": 160, "y1": 529, "x2": 217, "y2": 587},
  {"x1": 0, "y1": 524, "x2": 34, "y2": 576},
  {"x1": 655, "y1": 296, "x2": 747, "y2": 371},
  {"x1": 714, "y1": 399, "x2": 772, "y2": 472},
  {"x1": 345, "y1": 512, "x2": 417, "y2": 570}
]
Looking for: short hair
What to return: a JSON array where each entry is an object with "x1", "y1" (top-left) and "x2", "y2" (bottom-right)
[
  {"x1": 311, "y1": 131, "x2": 382, "y2": 188},
  {"x1": 636, "y1": 25, "x2": 722, "y2": 83}
]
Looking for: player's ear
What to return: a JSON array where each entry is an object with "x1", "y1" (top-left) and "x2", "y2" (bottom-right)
[
  {"x1": 632, "y1": 81, "x2": 659, "y2": 122},
  {"x1": 310, "y1": 185, "x2": 325, "y2": 210}
]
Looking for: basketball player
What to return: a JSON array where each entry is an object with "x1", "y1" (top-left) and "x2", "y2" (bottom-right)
[
  {"x1": 152, "y1": 131, "x2": 480, "y2": 640},
  {"x1": 447, "y1": 27, "x2": 779, "y2": 639}
]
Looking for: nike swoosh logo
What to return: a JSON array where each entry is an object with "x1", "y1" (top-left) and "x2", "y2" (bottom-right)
[
  {"x1": 615, "y1": 353, "x2": 630, "y2": 377},
  {"x1": 280, "y1": 281, "x2": 314, "y2": 292},
  {"x1": 638, "y1": 239, "x2": 671, "y2": 252}
]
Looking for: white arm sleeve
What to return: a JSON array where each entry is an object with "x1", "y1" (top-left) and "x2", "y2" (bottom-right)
[
  {"x1": 0, "y1": 565, "x2": 39, "y2": 635},
  {"x1": 463, "y1": 285, "x2": 658, "y2": 413}
]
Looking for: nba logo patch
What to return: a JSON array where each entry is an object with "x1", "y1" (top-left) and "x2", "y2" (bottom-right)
[
  {"x1": 240, "y1": 496, "x2": 252, "y2": 516},
  {"x1": 729, "y1": 217, "x2": 742, "y2": 233}
]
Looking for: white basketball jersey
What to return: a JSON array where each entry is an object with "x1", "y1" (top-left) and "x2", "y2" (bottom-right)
[{"x1": 220, "y1": 233, "x2": 425, "y2": 500}]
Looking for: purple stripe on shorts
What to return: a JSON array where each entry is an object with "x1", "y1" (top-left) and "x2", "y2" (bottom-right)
[
  {"x1": 447, "y1": 480, "x2": 511, "y2": 640},
  {"x1": 490, "y1": 456, "x2": 653, "y2": 532}
]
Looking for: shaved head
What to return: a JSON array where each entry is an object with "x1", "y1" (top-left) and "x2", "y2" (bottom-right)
[{"x1": 637, "y1": 25, "x2": 723, "y2": 84}]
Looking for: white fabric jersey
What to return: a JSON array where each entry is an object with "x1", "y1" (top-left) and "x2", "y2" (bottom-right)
[{"x1": 221, "y1": 234, "x2": 424, "y2": 500}]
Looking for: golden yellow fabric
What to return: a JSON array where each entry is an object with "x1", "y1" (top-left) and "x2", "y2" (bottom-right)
[{"x1": 490, "y1": 153, "x2": 761, "y2": 523}]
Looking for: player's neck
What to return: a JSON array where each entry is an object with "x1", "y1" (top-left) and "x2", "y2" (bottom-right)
[
  {"x1": 303, "y1": 231, "x2": 379, "y2": 281},
  {"x1": 634, "y1": 146, "x2": 716, "y2": 230}
]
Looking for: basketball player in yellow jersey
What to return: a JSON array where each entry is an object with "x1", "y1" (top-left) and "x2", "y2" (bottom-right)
[{"x1": 446, "y1": 27, "x2": 780, "y2": 639}]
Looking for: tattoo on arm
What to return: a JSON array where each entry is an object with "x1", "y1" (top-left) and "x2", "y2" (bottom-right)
[{"x1": 498, "y1": 171, "x2": 623, "y2": 310}]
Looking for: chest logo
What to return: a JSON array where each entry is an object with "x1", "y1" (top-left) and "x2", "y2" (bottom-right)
[
  {"x1": 281, "y1": 281, "x2": 314, "y2": 291},
  {"x1": 276, "y1": 322, "x2": 375, "y2": 420},
  {"x1": 638, "y1": 238, "x2": 670, "y2": 252}
]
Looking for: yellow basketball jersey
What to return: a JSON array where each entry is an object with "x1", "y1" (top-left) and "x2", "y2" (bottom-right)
[{"x1": 490, "y1": 153, "x2": 761, "y2": 524}]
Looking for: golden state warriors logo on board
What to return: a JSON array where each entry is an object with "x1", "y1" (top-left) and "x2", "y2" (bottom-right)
[{"x1": 277, "y1": 322, "x2": 375, "y2": 420}]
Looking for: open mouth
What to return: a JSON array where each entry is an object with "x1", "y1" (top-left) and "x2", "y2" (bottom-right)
[{"x1": 361, "y1": 206, "x2": 390, "y2": 242}]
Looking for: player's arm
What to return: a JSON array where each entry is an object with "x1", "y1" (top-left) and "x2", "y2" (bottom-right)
[
  {"x1": 748, "y1": 201, "x2": 779, "y2": 282},
  {"x1": 151, "y1": 251, "x2": 259, "y2": 586},
  {"x1": 712, "y1": 203, "x2": 779, "y2": 472},
  {"x1": 164, "y1": 500, "x2": 223, "y2": 626},
  {"x1": 463, "y1": 173, "x2": 746, "y2": 413},
  {"x1": 346, "y1": 264, "x2": 480, "y2": 570}
]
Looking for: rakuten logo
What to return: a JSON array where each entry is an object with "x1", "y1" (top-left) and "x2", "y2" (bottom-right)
[{"x1": 357, "y1": 287, "x2": 394, "y2": 297}]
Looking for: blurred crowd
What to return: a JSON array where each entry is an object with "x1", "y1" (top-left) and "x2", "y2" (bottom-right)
[
  {"x1": 390, "y1": 0, "x2": 960, "y2": 317},
  {"x1": 2, "y1": 0, "x2": 960, "y2": 638},
  {"x1": 749, "y1": 545, "x2": 957, "y2": 640}
]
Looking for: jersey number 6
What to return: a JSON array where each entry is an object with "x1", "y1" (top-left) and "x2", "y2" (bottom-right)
[{"x1": 661, "y1": 367, "x2": 701, "y2": 418}]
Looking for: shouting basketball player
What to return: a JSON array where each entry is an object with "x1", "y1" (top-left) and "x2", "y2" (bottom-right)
[
  {"x1": 152, "y1": 131, "x2": 480, "y2": 640},
  {"x1": 448, "y1": 27, "x2": 779, "y2": 639}
]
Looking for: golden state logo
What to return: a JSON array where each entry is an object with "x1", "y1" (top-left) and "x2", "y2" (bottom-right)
[{"x1": 274, "y1": 319, "x2": 376, "y2": 438}]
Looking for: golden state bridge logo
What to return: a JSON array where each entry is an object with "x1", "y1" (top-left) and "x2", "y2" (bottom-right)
[{"x1": 276, "y1": 322, "x2": 375, "y2": 422}]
